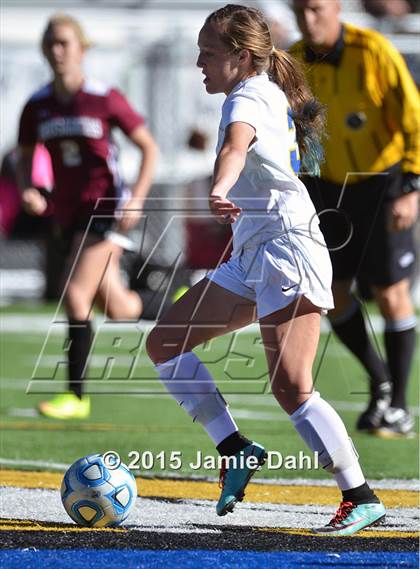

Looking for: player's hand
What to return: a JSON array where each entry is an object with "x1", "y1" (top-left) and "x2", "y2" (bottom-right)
[
  {"x1": 22, "y1": 188, "x2": 48, "y2": 216},
  {"x1": 116, "y1": 198, "x2": 143, "y2": 232},
  {"x1": 209, "y1": 195, "x2": 242, "y2": 224},
  {"x1": 390, "y1": 193, "x2": 419, "y2": 232}
]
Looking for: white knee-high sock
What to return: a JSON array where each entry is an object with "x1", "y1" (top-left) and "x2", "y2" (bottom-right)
[
  {"x1": 290, "y1": 392, "x2": 365, "y2": 490},
  {"x1": 155, "y1": 352, "x2": 238, "y2": 445}
]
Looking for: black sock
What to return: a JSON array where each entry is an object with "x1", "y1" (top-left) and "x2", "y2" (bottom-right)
[
  {"x1": 216, "y1": 432, "x2": 252, "y2": 456},
  {"x1": 68, "y1": 319, "x2": 93, "y2": 399},
  {"x1": 331, "y1": 304, "x2": 390, "y2": 389},
  {"x1": 384, "y1": 325, "x2": 416, "y2": 410},
  {"x1": 342, "y1": 482, "x2": 379, "y2": 505}
]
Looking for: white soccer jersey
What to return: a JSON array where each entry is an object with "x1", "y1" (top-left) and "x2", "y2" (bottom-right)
[{"x1": 216, "y1": 72, "x2": 320, "y2": 252}]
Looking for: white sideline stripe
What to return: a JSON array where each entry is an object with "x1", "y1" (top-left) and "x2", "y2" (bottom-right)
[
  {"x1": 24, "y1": 355, "x2": 152, "y2": 367},
  {"x1": 0, "y1": 458, "x2": 418, "y2": 491},
  {"x1": 7, "y1": 408, "x2": 39, "y2": 418},
  {"x1": 5, "y1": 334, "x2": 420, "y2": 364},
  {"x1": 1, "y1": 378, "x2": 42, "y2": 389},
  {"x1": 1, "y1": 315, "x2": 152, "y2": 333},
  {"x1": 228, "y1": 395, "x2": 420, "y2": 417},
  {"x1": 0, "y1": 458, "x2": 70, "y2": 470},
  {"x1": 0, "y1": 488, "x2": 418, "y2": 532},
  {"x1": 1, "y1": 377, "x2": 419, "y2": 416},
  {"x1": 26, "y1": 347, "x2": 356, "y2": 360},
  {"x1": 230, "y1": 408, "x2": 290, "y2": 421},
  {"x1": 1, "y1": 313, "x2": 402, "y2": 334},
  {"x1": 4, "y1": 403, "x2": 419, "y2": 419},
  {"x1": 6, "y1": 405, "x2": 286, "y2": 421}
]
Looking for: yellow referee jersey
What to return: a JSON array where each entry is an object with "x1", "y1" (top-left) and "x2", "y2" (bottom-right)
[{"x1": 289, "y1": 23, "x2": 420, "y2": 183}]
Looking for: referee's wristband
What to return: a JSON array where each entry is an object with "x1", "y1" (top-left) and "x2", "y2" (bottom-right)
[{"x1": 401, "y1": 173, "x2": 420, "y2": 195}]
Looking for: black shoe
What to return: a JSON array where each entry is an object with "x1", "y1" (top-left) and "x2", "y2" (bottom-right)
[
  {"x1": 374, "y1": 407, "x2": 415, "y2": 439},
  {"x1": 356, "y1": 381, "x2": 391, "y2": 431}
]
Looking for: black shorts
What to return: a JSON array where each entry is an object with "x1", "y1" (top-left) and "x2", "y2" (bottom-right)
[
  {"x1": 50, "y1": 217, "x2": 115, "y2": 258},
  {"x1": 303, "y1": 168, "x2": 416, "y2": 287}
]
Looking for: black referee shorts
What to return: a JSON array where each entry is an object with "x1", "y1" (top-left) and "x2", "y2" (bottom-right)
[{"x1": 303, "y1": 168, "x2": 416, "y2": 287}]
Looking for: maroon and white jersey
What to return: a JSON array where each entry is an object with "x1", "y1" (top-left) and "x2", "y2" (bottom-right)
[{"x1": 18, "y1": 79, "x2": 145, "y2": 228}]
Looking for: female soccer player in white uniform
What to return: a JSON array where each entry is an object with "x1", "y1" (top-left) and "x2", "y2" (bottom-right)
[{"x1": 146, "y1": 4, "x2": 385, "y2": 536}]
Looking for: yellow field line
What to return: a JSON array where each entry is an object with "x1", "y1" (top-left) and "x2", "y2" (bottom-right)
[
  {"x1": 0, "y1": 470, "x2": 418, "y2": 508},
  {"x1": 259, "y1": 527, "x2": 419, "y2": 539},
  {"x1": 0, "y1": 421, "x2": 186, "y2": 433},
  {"x1": 0, "y1": 519, "x2": 125, "y2": 532},
  {"x1": 0, "y1": 519, "x2": 418, "y2": 539}
]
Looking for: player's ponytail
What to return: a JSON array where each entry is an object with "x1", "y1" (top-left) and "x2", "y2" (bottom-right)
[
  {"x1": 206, "y1": 4, "x2": 325, "y2": 175},
  {"x1": 269, "y1": 49, "x2": 325, "y2": 175}
]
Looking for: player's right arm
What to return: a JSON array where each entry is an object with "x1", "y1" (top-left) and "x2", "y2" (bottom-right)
[
  {"x1": 209, "y1": 122, "x2": 255, "y2": 223},
  {"x1": 17, "y1": 145, "x2": 48, "y2": 216},
  {"x1": 17, "y1": 98, "x2": 48, "y2": 216}
]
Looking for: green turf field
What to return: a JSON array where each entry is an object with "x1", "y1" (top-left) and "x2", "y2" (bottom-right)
[{"x1": 1, "y1": 303, "x2": 418, "y2": 481}]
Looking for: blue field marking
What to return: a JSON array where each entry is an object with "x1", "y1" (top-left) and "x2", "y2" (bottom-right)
[{"x1": 1, "y1": 550, "x2": 418, "y2": 569}]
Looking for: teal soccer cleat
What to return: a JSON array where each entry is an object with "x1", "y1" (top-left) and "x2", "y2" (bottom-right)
[
  {"x1": 313, "y1": 501, "x2": 386, "y2": 536},
  {"x1": 216, "y1": 442, "x2": 267, "y2": 516}
]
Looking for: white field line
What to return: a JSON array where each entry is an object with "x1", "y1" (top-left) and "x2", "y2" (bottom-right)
[
  {"x1": 1, "y1": 487, "x2": 418, "y2": 531},
  {"x1": 0, "y1": 458, "x2": 70, "y2": 470},
  {"x1": 1, "y1": 315, "x2": 154, "y2": 333},
  {"x1": 0, "y1": 332, "x2": 387, "y2": 360},
  {"x1": 0, "y1": 335, "x2": 359, "y2": 363},
  {"x1": 229, "y1": 408, "x2": 290, "y2": 421},
  {"x1": 6, "y1": 336, "x2": 375, "y2": 363},
  {"x1": 0, "y1": 458, "x2": 418, "y2": 491},
  {"x1": 228, "y1": 394, "x2": 420, "y2": 416},
  {"x1": 6, "y1": 408, "x2": 39, "y2": 418},
  {"x1": 1, "y1": 377, "x2": 419, "y2": 416},
  {"x1": 23, "y1": 355, "x2": 153, "y2": 368},
  {"x1": 4, "y1": 403, "x2": 418, "y2": 420},
  {"x1": 0, "y1": 378, "x2": 165, "y2": 394},
  {"x1": 1, "y1": 313, "x2": 398, "y2": 334}
]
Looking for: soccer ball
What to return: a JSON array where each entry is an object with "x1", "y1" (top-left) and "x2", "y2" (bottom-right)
[{"x1": 61, "y1": 453, "x2": 137, "y2": 527}]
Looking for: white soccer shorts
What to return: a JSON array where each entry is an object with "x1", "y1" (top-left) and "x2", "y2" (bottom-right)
[{"x1": 207, "y1": 231, "x2": 334, "y2": 319}]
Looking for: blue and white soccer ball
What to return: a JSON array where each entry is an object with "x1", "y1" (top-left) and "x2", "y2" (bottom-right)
[{"x1": 61, "y1": 453, "x2": 137, "y2": 527}]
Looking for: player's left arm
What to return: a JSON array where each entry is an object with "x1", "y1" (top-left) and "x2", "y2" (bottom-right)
[
  {"x1": 378, "y1": 36, "x2": 420, "y2": 231},
  {"x1": 210, "y1": 121, "x2": 255, "y2": 223},
  {"x1": 119, "y1": 124, "x2": 158, "y2": 232}
]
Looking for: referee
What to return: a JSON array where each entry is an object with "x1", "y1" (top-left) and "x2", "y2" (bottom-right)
[{"x1": 290, "y1": 0, "x2": 419, "y2": 437}]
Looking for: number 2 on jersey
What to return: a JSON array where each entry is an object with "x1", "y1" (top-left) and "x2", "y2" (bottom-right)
[
  {"x1": 287, "y1": 108, "x2": 301, "y2": 175},
  {"x1": 60, "y1": 140, "x2": 82, "y2": 167}
]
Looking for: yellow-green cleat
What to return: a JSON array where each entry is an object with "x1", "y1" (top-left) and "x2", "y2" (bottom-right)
[
  {"x1": 313, "y1": 501, "x2": 386, "y2": 536},
  {"x1": 38, "y1": 393, "x2": 90, "y2": 420}
]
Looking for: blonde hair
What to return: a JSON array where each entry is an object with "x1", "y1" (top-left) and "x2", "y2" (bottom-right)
[
  {"x1": 41, "y1": 14, "x2": 93, "y2": 54},
  {"x1": 206, "y1": 4, "x2": 325, "y2": 174}
]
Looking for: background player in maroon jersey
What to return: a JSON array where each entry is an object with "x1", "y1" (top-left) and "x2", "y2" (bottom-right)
[{"x1": 17, "y1": 14, "x2": 158, "y2": 419}]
